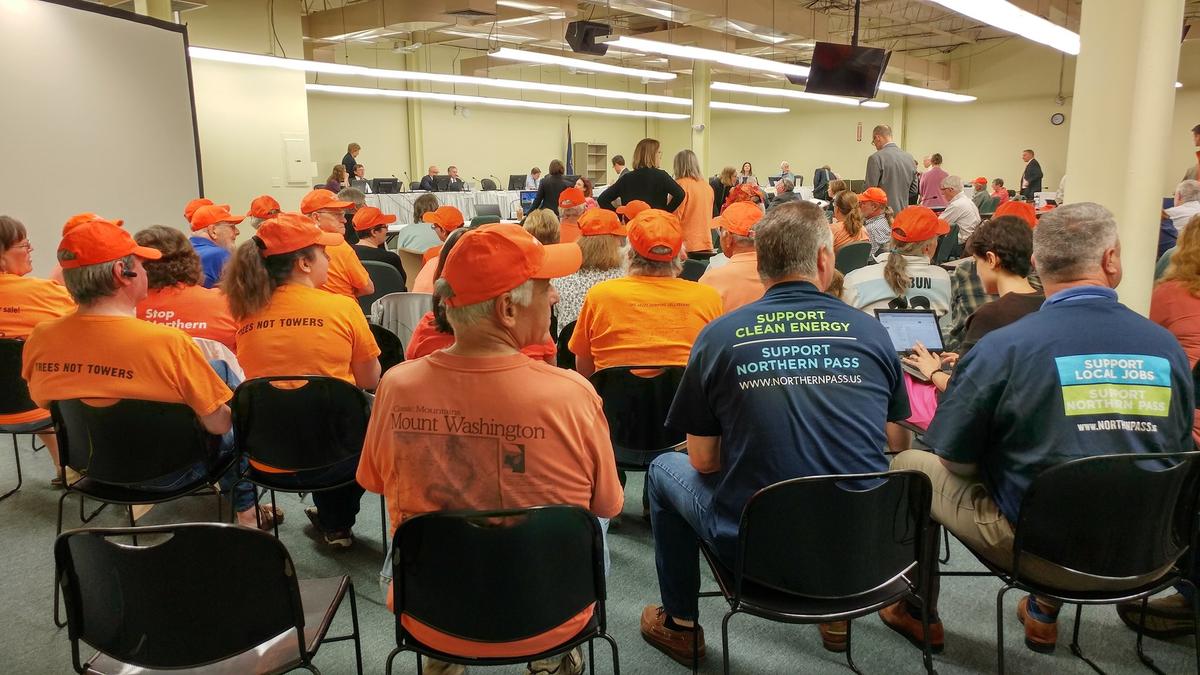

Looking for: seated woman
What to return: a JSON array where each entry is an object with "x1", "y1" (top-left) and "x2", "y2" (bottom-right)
[
  {"x1": 1152, "y1": 213, "x2": 1200, "y2": 441},
  {"x1": 135, "y1": 226, "x2": 238, "y2": 351},
  {"x1": 0, "y1": 215, "x2": 75, "y2": 477},
  {"x1": 830, "y1": 191, "x2": 869, "y2": 251},
  {"x1": 575, "y1": 175, "x2": 599, "y2": 210},
  {"x1": 224, "y1": 212, "x2": 382, "y2": 549},
  {"x1": 523, "y1": 208, "x2": 561, "y2": 245},
  {"x1": 843, "y1": 206, "x2": 952, "y2": 317},
  {"x1": 552, "y1": 209, "x2": 626, "y2": 334}
]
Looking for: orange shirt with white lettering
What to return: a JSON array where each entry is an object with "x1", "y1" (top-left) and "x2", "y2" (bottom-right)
[
  {"x1": 137, "y1": 284, "x2": 238, "y2": 351},
  {"x1": 235, "y1": 284, "x2": 380, "y2": 384},
  {"x1": 0, "y1": 273, "x2": 77, "y2": 424},
  {"x1": 356, "y1": 350, "x2": 623, "y2": 657},
  {"x1": 569, "y1": 275, "x2": 722, "y2": 369},
  {"x1": 320, "y1": 241, "x2": 372, "y2": 298},
  {"x1": 22, "y1": 314, "x2": 231, "y2": 417},
  {"x1": 698, "y1": 251, "x2": 766, "y2": 314}
]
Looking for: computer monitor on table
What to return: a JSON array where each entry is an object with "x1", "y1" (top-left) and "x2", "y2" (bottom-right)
[
  {"x1": 370, "y1": 177, "x2": 399, "y2": 194},
  {"x1": 520, "y1": 190, "x2": 538, "y2": 213},
  {"x1": 432, "y1": 175, "x2": 452, "y2": 192},
  {"x1": 509, "y1": 174, "x2": 527, "y2": 191}
]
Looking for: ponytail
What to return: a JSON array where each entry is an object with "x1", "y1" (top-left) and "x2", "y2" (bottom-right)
[
  {"x1": 835, "y1": 191, "x2": 864, "y2": 237},
  {"x1": 882, "y1": 238, "x2": 937, "y2": 296},
  {"x1": 222, "y1": 238, "x2": 316, "y2": 320}
]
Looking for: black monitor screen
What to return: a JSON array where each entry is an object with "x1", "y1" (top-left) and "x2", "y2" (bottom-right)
[
  {"x1": 432, "y1": 175, "x2": 451, "y2": 192},
  {"x1": 509, "y1": 174, "x2": 527, "y2": 191},
  {"x1": 804, "y1": 42, "x2": 890, "y2": 99},
  {"x1": 371, "y1": 177, "x2": 399, "y2": 194}
]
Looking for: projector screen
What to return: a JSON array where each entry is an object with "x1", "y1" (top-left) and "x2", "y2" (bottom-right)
[{"x1": 0, "y1": 0, "x2": 202, "y2": 275}]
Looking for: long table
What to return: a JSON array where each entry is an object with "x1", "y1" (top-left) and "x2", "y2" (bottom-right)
[{"x1": 366, "y1": 190, "x2": 525, "y2": 224}]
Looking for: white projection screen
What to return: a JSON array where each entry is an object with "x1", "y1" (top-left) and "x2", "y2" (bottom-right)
[{"x1": 0, "y1": 0, "x2": 202, "y2": 275}]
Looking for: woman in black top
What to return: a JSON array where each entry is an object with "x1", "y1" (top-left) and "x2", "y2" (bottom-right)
[
  {"x1": 709, "y1": 166, "x2": 736, "y2": 217},
  {"x1": 530, "y1": 159, "x2": 571, "y2": 215},
  {"x1": 596, "y1": 138, "x2": 684, "y2": 213}
]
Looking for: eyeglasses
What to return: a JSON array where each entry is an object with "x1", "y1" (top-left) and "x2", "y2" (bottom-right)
[{"x1": 11, "y1": 242, "x2": 33, "y2": 251}]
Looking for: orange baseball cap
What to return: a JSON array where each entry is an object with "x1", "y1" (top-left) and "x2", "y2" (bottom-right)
[
  {"x1": 578, "y1": 208, "x2": 626, "y2": 236},
  {"x1": 423, "y1": 205, "x2": 465, "y2": 232},
  {"x1": 62, "y1": 212, "x2": 114, "y2": 235},
  {"x1": 558, "y1": 187, "x2": 586, "y2": 209},
  {"x1": 714, "y1": 201, "x2": 762, "y2": 237},
  {"x1": 859, "y1": 187, "x2": 888, "y2": 205},
  {"x1": 300, "y1": 189, "x2": 353, "y2": 215},
  {"x1": 441, "y1": 223, "x2": 582, "y2": 308},
  {"x1": 58, "y1": 219, "x2": 162, "y2": 270},
  {"x1": 993, "y1": 200, "x2": 1038, "y2": 228},
  {"x1": 352, "y1": 206, "x2": 397, "y2": 231},
  {"x1": 973, "y1": 176, "x2": 988, "y2": 185},
  {"x1": 184, "y1": 198, "x2": 213, "y2": 222},
  {"x1": 628, "y1": 209, "x2": 683, "y2": 262},
  {"x1": 248, "y1": 195, "x2": 281, "y2": 219},
  {"x1": 616, "y1": 200, "x2": 651, "y2": 219},
  {"x1": 255, "y1": 212, "x2": 343, "y2": 257},
  {"x1": 891, "y1": 206, "x2": 950, "y2": 243},
  {"x1": 190, "y1": 204, "x2": 245, "y2": 231}
]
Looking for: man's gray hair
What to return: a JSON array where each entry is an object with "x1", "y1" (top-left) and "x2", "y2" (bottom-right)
[
  {"x1": 754, "y1": 201, "x2": 832, "y2": 283},
  {"x1": 872, "y1": 124, "x2": 893, "y2": 138},
  {"x1": 244, "y1": 215, "x2": 265, "y2": 230},
  {"x1": 1176, "y1": 180, "x2": 1200, "y2": 204},
  {"x1": 61, "y1": 254, "x2": 134, "y2": 305},
  {"x1": 627, "y1": 248, "x2": 681, "y2": 277},
  {"x1": 941, "y1": 174, "x2": 962, "y2": 195},
  {"x1": 777, "y1": 178, "x2": 795, "y2": 192},
  {"x1": 337, "y1": 187, "x2": 366, "y2": 209},
  {"x1": 560, "y1": 204, "x2": 587, "y2": 222},
  {"x1": 435, "y1": 278, "x2": 534, "y2": 328},
  {"x1": 1033, "y1": 202, "x2": 1119, "y2": 283}
]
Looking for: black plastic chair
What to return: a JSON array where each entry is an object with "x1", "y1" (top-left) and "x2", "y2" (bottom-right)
[
  {"x1": 679, "y1": 258, "x2": 708, "y2": 281},
  {"x1": 369, "y1": 322, "x2": 406, "y2": 376},
  {"x1": 480, "y1": 178, "x2": 498, "y2": 191},
  {"x1": 0, "y1": 338, "x2": 52, "y2": 501},
  {"x1": 557, "y1": 320, "x2": 577, "y2": 370},
  {"x1": 695, "y1": 471, "x2": 935, "y2": 674},
  {"x1": 410, "y1": 181, "x2": 422, "y2": 191},
  {"x1": 55, "y1": 523, "x2": 362, "y2": 674},
  {"x1": 359, "y1": 260, "x2": 408, "y2": 315},
  {"x1": 589, "y1": 366, "x2": 686, "y2": 470},
  {"x1": 469, "y1": 215, "x2": 501, "y2": 228},
  {"x1": 835, "y1": 241, "x2": 872, "y2": 274},
  {"x1": 931, "y1": 225, "x2": 960, "y2": 265},
  {"x1": 385, "y1": 505, "x2": 620, "y2": 674}
]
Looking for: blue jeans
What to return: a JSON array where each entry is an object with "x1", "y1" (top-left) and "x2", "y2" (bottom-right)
[
  {"x1": 648, "y1": 451, "x2": 725, "y2": 621},
  {"x1": 261, "y1": 455, "x2": 363, "y2": 531}
]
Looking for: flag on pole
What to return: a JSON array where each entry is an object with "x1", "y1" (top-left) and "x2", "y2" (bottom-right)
[{"x1": 565, "y1": 118, "x2": 574, "y2": 175}]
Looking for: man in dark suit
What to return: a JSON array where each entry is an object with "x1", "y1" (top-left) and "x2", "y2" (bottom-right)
[
  {"x1": 419, "y1": 165, "x2": 439, "y2": 191},
  {"x1": 342, "y1": 142, "x2": 361, "y2": 177},
  {"x1": 1020, "y1": 149, "x2": 1043, "y2": 201},
  {"x1": 865, "y1": 124, "x2": 917, "y2": 214}
]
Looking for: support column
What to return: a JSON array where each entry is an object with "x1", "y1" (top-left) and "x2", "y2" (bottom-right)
[
  {"x1": 134, "y1": 0, "x2": 172, "y2": 21},
  {"x1": 691, "y1": 61, "x2": 711, "y2": 174},
  {"x1": 405, "y1": 51, "x2": 425, "y2": 186},
  {"x1": 1065, "y1": 0, "x2": 1184, "y2": 315}
]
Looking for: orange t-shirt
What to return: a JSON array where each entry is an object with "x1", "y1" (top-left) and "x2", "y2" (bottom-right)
[
  {"x1": 406, "y1": 311, "x2": 557, "y2": 363},
  {"x1": 235, "y1": 284, "x2": 381, "y2": 385},
  {"x1": 698, "y1": 252, "x2": 765, "y2": 314},
  {"x1": 411, "y1": 258, "x2": 438, "y2": 294},
  {"x1": 356, "y1": 350, "x2": 623, "y2": 657},
  {"x1": 831, "y1": 220, "x2": 870, "y2": 251},
  {"x1": 0, "y1": 273, "x2": 77, "y2": 424},
  {"x1": 569, "y1": 275, "x2": 722, "y2": 370},
  {"x1": 560, "y1": 220, "x2": 581, "y2": 243},
  {"x1": 137, "y1": 284, "x2": 238, "y2": 351},
  {"x1": 675, "y1": 176, "x2": 716, "y2": 253},
  {"x1": 22, "y1": 314, "x2": 231, "y2": 417},
  {"x1": 321, "y1": 241, "x2": 372, "y2": 298}
]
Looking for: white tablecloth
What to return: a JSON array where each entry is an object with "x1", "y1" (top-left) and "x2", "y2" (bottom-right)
[{"x1": 367, "y1": 190, "x2": 526, "y2": 224}]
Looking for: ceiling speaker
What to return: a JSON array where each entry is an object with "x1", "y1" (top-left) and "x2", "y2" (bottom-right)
[{"x1": 565, "y1": 21, "x2": 610, "y2": 56}]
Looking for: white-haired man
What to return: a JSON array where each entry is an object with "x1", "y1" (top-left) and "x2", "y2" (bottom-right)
[{"x1": 939, "y1": 174, "x2": 982, "y2": 244}]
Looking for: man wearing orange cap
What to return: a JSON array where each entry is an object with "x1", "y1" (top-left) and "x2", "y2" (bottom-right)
[
  {"x1": 698, "y1": 202, "x2": 765, "y2": 313},
  {"x1": 843, "y1": 206, "x2": 953, "y2": 316},
  {"x1": 971, "y1": 177, "x2": 990, "y2": 211},
  {"x1": 411, "y1": 205, "x2": 465, "y2": 294},
  {"x1": 569, "y1": 209, "x2": 722, "y2": 378},
  {"x1": 300, "y1": 188, "x2": 374, "y2": 298},
  {"x1": 357, "y1": 223, "x2": 622, "y2": 674},
  {"x1": 551, "y1": 208, "x2": 628, "y2": 332},
  {"x1": 558, "y1": 187, "x2": 587, "y2": 243},
  {"x1": 351, "y1": 206, "x2": 405, "y2": 285},
  {"x1": 859, "y1": 186, "x2": 892, "y2": 256},
  {"x1": 22, "y1": 218, "x2": 266, "y2": 528},
  {"x1": 244, "y1": 195, "x2": 281, "y2": 231},
  {"x1": 189, "y1": 203, "x2": 245, "y2": 288}
]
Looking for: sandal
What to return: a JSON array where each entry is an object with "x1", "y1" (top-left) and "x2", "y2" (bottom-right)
[{"x1": 242, "y1": 503, "x2": 285, "y2": 530}]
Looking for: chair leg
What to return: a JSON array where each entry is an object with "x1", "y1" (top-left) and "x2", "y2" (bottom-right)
[
  {"x1": 127, "y1": 506, "x2": 139, "y2": 546},
  {"x1": 601, "y1": 632, "x2": 621, "y2": 675},
  {"x1": 916, "y1": 594, "x2": 936, "y2": 674},
  {"x1": 692, "y1": 607, "x2": 700, "y2": 675},
  {"x1": 938, "y1": 525, "x2": 950, "y2": 565},
  {"x1": 844, "y1": 617, "x2": 863, "y2": 675},
  {"x1": 1132, "y1": 597, "x2": 1168, "y2": 675},
  {"x1": 379, "y1": 494, "x2": 387, "y2": 548},
  {"x1": 588, "y1": 638, "x2": 595, "y2": 675},
  {"x1": 1067, "y1": 604, "x2": 1106, "y2": 674},
  {"x1": 348, "y1": 582, "x2": 364, "y2": 675},
  {"x1": 384, "y1": 648, "x2": 401, "y2": 675},
  {"x1": 996, "y1": 584, "x2": 1012, "y2": 675},
  {"x1": 271, "y1": 489, "x2": 280, "y2": 539},
  {"x1": 721, "y1": 610, "x2": 735, "y2": 675},
  {"x1": 0, "y1": 437, "x2": 21, "y2": 501}
]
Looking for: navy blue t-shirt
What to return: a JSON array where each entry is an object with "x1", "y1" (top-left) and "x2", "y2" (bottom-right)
[
  {"x1": 666, "y1": 281, "x2": 909, "y2": 561},
  {"x1": 190, "y1": 236, "x2": 230, "y2": 289},
  {"x1": 926, "y1": 286, "x2": 1195, "y2": 523}
]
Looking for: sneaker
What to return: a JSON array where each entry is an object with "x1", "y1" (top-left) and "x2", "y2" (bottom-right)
[
  {"x1": 878, "y1": 600, "x2": 945, "y2": 653},
  {"x1": 1016, "y1": 595, "x2": 1058, "y2": 653},
  {"x1": 304, "y1": 506, "x2": 353, "y2": 549},
  {"x1": 640, "y1": 605, "x2": 705, "y2": 667},
  {"x1": 819, "y1": 621, "x2": 849, "y2": 653},
  {"x1": 527, "y1": 646, "x2": 584, "y2": 674},
  {"x1": 1117, "y1": 593, "x2": 1195, "y2": 640}
]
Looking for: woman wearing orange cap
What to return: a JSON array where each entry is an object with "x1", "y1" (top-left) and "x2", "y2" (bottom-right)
[
  {"x1": 552, "y1": 208, "x2": 627, "y2": 334},
  {"x1": 134, "y1": 226, "x2": 238, "y2": 351},
  {"x1": 830, "y1": 191, "x2": 869, "y2": 252},
  {"x1": 843, "y1": 205, "x2": 952, "y2": 316},
  {"x1": 223, "y1": 212, "x2": 382, "y2": 547}
]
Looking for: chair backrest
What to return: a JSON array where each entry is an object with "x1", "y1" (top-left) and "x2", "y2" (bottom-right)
[
  {"x1": 371, "y1": 292, "x2": 434, "y2": 351},
  {"x1": 392, "y1": 506, "x2": 604, "y2": 646},
  {"x1": 589, "y1": 366, "x2": 686, "y2": 467},
  {"x1": 51, "y1": 399, "x2": 216, "y2": 484},
  {"x1": 834, "y1": 241, "x2": 871, "y2": 274},
  {"x1": 1013, "y1": 451, "x2": 1200, "y2": 580},
  {"x1": 931, "y1": 224, "x2": 960, "y2": 264},
  {"x1": 410, "y1": 181, "x2": 421, "y2": 191},
  {"x1": 737, "y1": 471, "x2": 932, "y2": 600},
  {"x1": 982, "y1": 195, "x2": 1000, "y2": 213},
  {"x1": 359, "y1": 260, "x2": 408, "y2": 314},
  {"x1": 370, "y1": 322, "x2": 405, "y2": 375},
  {"x1": 679, "y1": 258, "x2": 707, "y2": 281},
  {"x1": 469, "y1": 215, "x2": 501, "y2": 228},
  {"x1": 0, "y1": 338, "x2": 38, "y2": 416},
  {"x1": 231, "y1": 376, "x2": 370, "y2": 472},
  {"x1": 395, "y1": 250, "x2": 425, "y2": 292},
  {"x1": 556, "y1": 320, "x2": 577, "y2": 370},
  {"x1": 56, "y1": 523, "x2": 306, "y2": 671},
  {"x1": 475, "y1": 203, "x2": 502, "y2": 218},
  {"x1": 480, "y1": 178, "x2": 498, "y2": 191}
]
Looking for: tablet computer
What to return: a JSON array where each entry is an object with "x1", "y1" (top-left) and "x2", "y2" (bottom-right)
[{"x1": 874, "y1": 309, "x2": 944, "y2": 355}]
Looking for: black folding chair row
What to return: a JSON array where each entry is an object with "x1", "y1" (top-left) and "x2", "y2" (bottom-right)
[{"x1": 0, "y1": 338, "x2": 53, "y2": 501}]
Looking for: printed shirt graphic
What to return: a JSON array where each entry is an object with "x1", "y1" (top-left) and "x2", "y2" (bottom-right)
[
  {"x1": 356, "y1": 350, "x2": 623, "y2": 658},
  {"x1": 137, "y1": 284, "x2": 238, "y2": 351},
  {"x1": 926, "y1": 287, "x2": 1194, "y2": 522},
  {"x1": 666, "y1": 281, "x2": 909, "y2": 561},
  {"x1": 0, "y1": 273, "x2": 76, "y2": 423},
  {"x1": 843, "y1": 254, "x2": 952, "y2": 316},
  {"x1": 320, "y1": 240, "x2": 372, "y2": 298}
]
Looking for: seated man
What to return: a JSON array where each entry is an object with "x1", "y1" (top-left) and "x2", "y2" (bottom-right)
[
  {"x1": 351, "y1": 206, "x2": 406, "y2": 286},
  {"x1": 357, "y1": 223, "x2": 622, "y2": 675},
  {"x1": 640, "y1": 202, "x2": 910, "y2": 666},
  {"x1": 411, "y1": 205, "x2": 466, "y2": 293},
  {"x1": 569, "y1": 209, "x2": 723, "y2": 377},
  {"x1": 939, "y1": 174, "x2": 982, "y2": 245},
  {"x1": 883, "y1": 202, "x2": 1195, "y2": 655},
  {"x1": 766, "y1": 177, "x2": 798, "y2": 210},
  {"x1": 859, "y1": 187, "x2": 892, "y2": 256},
  {"x1": 22, "y1": 218, "x2": 267, "y2": 528},
  {"x1": 419, "y1": 165, "x2": 439, "y2": 191},
  {"x1": 525, "y1": 166, "x2": 542, "y2": 191},
  {"x1": 300, "y1": 189, "x2": 374, "y2": 298},
  {"x1": 446, "y1": 165, "x2": 465, "y2": 190},
  {"x1": 242, "y1": 195, "x2": 280, "y2": 231},
  {"x1": 698, "y1": 202, "x2": 765, "y2": 313},
  {"x1": 971, "y1": 177, "x2": 990, "y2": 210},
  {"x1": 188, "y1": 203, "x2": 244, "y2": 288}
]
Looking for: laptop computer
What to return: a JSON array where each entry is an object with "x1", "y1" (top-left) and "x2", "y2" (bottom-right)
[
  {"x1": 519, "y1": 190, "x2": 538, "y2": 213},
  {"x1": 874, "y1": 309, "x2": 945, "y2": 381}
]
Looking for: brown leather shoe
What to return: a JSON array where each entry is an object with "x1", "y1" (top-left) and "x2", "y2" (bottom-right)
[
  {"x1": 879, "y1": 600, "x2": 945, "y2": 653},
  {"x1": 819, "y1": 621, "x2": 849, "y2": 653},
  {"x1": 1016, "y1": 595, "x2": 1058, "y2": 653},
  {"x1": 640, "y1": 605, "x2": 705, "y2": 667}
]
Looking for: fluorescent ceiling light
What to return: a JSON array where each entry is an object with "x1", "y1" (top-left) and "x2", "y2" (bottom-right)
[
  {"x1": 600, "y1": 35, "x2": 976, "y2": 103},
  {"x1": 712, "y1": 81, "x2": 890, "y2": 108},
  {"x1": 926, "y1": 0, "x2": 1079, "y2": 55},
  {"x1": 710, "y1": 101, "x2": 789, "y2": 113},
  {"x1": 306, "y1": 83, "x2": 690, "y2": 119},
  {"x1": 490, "y1": 47, "x2": 676, "y2": 80}
]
